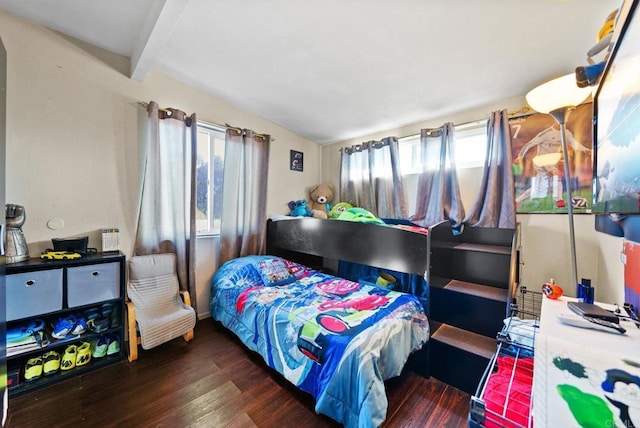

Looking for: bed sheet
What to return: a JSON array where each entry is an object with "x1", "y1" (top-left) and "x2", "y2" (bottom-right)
[{"x1": 211, "y1": 255, "x2": 429, "y2": 427}]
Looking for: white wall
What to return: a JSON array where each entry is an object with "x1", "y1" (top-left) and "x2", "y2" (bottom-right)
[
  {"x1": 0, "y1": 11, "x2": 322, "y2": 316},
  {"x1": 322, "y1": 99, "x2": 626, "y2": 305}
]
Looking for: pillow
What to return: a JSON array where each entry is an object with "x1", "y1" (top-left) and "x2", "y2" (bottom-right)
[{"x1": 254, "y1": 258, "x2": 296, "y2": 286}]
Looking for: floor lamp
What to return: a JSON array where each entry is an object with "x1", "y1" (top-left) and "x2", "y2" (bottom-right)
[{"x1": 526, "y1": 73, "x2": 592, "y2": 292}]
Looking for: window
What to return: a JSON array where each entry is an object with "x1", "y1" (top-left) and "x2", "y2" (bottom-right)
[
  {"x1": 454, "y1": 121, "x2": 488, "y2": 168},
  {"x1": 398, "y1": 121, "x2": 488, "y2": 216},
  {"x1": 196, "y1": 123, "x2": 225, "y2": 236},
  {"x1": 398, "y1": 121, "x2": 488, "y2": 173}
]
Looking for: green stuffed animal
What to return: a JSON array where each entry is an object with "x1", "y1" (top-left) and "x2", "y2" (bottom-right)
[
  {"x1": 329, "y1": 202, "x2": 354, "y2": 219},
  {"x1": 337, "y1": 207, "x2": 385, "y2": 225}
]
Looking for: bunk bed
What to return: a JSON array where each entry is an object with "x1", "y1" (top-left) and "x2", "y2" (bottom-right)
[
  {"x1": 265, "y1": 216, "x2": 520, "y2": 394},
  {"x1": 210, "y1": 216, "x2": 518, "y2": 426}
]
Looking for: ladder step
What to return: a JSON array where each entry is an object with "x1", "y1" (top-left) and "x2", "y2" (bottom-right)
[{"x1": 431, "y1": 323, "x2": 496, "y2": 359}]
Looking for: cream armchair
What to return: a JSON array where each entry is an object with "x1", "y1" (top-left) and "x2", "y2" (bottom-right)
[{"x1": 126, "y1": 253, "x2": 196, "y2": 362}]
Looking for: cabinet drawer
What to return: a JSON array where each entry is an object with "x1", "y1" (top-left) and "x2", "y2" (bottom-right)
[
  {"x1": 67, "y1": 262, "x2": 120, "y2": 307},
  {"x1": 6, "y1": 269, "x2": 63, "y2": 321}
]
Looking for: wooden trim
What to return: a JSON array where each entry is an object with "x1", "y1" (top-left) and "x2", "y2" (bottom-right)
[
  {"x1": 179, "y1": 290, "x2": 195, "y2": 342},
  {"x1": 126, "y1": 301, "x2": 138, "y2": 362}
]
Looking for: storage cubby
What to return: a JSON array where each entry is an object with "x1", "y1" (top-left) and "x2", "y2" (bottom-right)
[
  {"x1": 427, "y1": 221, "x2": 519, "y2": 394},
  {"x1": 5, "y1": 252, "x2": 125, "y2": 396}
]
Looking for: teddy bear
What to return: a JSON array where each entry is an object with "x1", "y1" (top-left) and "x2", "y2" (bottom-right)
[{"x1": 308, "y1": 184, "x2": 334, "y2": 219}]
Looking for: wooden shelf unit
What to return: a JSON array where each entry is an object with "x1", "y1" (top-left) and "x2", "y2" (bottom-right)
[{"x1": 5, "y1": 252, "x2": 126, "y2": 396}]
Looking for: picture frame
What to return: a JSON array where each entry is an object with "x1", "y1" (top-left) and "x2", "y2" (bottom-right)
[
  {"x1": 290, "y1": 150, "x2": 303, "y2": 172},
  {"x1": 509, "y1": 103, "x2": 593, "y2": 214}
]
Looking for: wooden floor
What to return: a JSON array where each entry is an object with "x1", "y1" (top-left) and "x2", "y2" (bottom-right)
[{"x1": 6, "y1": 320, "x2": 471, "y2": 427}]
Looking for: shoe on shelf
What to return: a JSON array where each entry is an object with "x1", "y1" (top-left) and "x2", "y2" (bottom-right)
[
  {"x1": 92, "y1": 335, "x2": 109, "y2": 358},
  {"x1": 52, "y1": 315, "x2": 77, "y2": 339},
  {"x1": 87, "y1": 315, "x2": 110, "y2": 334},
  {"x1": 43, "y1": 351, "x2": 61, "y2": 375},
  {"x1": 106, "y1": 334, "x2": 120, "y2": 356},
  {"x1": 76, "y1": 342, "x2": 92, "y2": 367},
  {"x1": 84, "y1": 308, "x2": 101, "y2": 329},
  {"x1": 61, "y1": 345, "x2": 77, "y2": 371},
  {"x1": 24, "y1": 357, "x2": 43, "y2": 381},
  {"x1": 71, "y1": 314, "x2": 87, "y2": 335},
  {"x1": 101, "y1": 302, "x2": 115, "y2": 316},
  {"x1": 102, "y1": 302, "x2": 121, "y2": 329},
  {"x1": 109, "y1": 307, "x2": 121, "y2": 329}
]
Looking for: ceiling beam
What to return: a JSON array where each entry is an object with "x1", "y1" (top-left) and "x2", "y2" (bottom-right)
[{"x1": 130, "y1": 0, "x2": 190, "y2": 81}]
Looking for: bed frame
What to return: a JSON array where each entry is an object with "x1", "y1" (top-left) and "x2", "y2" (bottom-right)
[
  {"x1": 266, "y1": 217, "x2": 519, "y2": 393},
  {"x1": 267, "y1": 217, "x2": 429, "y2": 276}
]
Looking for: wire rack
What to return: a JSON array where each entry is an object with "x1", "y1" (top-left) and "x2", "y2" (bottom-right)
[{"x1": 469, "y1": 286, "x2": 542, "y2": 428}]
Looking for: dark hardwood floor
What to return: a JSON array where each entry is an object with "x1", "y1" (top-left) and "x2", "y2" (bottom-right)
[{"x1": 6, "y1": 320, "x2": 471, "y2": 427}]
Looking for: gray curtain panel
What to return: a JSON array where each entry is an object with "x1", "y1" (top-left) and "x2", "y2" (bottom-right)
[
  {"x1": 218, "y1": 128, "x2": 270, "y2": 266},
  {"x1": 134, "y1": 101, "x2": 198, "y2": 311},
  {"x1": 410, "y1": 123, "x2": 465, "y2": 230},
  {"x1": 339, "y1": 136, "x2": 407, "y2": 218},
  {"x1": 464, "y1": 110, "x2": 516, "y2": 228}
]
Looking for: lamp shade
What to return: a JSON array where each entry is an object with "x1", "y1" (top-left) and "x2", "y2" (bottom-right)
[{"x1": 526, "y1": 73, "x2": 592, "y2": 114}]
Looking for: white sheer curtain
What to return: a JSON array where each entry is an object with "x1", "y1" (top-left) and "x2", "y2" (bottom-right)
[
  {"x1": 410, "y1": 123, "x2": 465, "y2": 231},
  {"x1": 464, "y1": 110, "x2": 516, "y2": 228},
  {"x1": 134, "y1": 101, "x2": 197, "y2": 309},
  {"x1": 218, "y1": 128, "x2": 270, "y2": 265},
  {"x1": 339, "y1": 136, "x2": 407, "y2": 218}
]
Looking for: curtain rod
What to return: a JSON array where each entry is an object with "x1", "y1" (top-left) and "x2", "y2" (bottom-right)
[
  {"x1": 137, "y1": 102, "x2": 272, "y2": 142},
  {"x1": 340, "y1": 106, "x2": 533, "y2": 150}
]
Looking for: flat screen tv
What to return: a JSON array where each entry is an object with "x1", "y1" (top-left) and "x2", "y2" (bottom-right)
[{"x1": 592, "y1": 0, "x2": 640, "y2": 214}]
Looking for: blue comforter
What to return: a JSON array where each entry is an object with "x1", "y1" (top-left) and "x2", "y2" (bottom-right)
[{"x1": 211, "y1": 256, "x2": 429, "y2": 427}]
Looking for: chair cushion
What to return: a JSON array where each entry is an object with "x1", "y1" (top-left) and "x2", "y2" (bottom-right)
[{"x1": 129, "y1": 253, "x2": 177, "y2": 280}]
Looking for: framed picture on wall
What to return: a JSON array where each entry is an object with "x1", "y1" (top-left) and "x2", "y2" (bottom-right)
[
  {"x1": 509, "y1": 102, "x2": 593, "y2": 213},
  {"x1": 290, "y1": 150, "x2": 303, "y2": 172}
]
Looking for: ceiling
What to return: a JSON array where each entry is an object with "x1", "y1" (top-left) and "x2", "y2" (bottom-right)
[{"x1": 0, "y1": 0, "x2": 621, "y2": 144}]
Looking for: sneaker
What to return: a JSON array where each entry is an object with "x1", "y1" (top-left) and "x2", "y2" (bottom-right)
[
  {"x1": 92, "y1": 335, "x2": 109, "y2": 358},
  {"x1": 87, "y1": 315, "x2": 110, "y2": 333},
  {"x1": 101, "y1": 302, "x2": 115, "y2": 316},
  {"x1": 52, "y1": 315, "x2": 77, "y2": 339},
  {"x1": 84, "y1": 307, "x2": 101, "y2": 321},
  {"x1": 76, "y1": 342, "x2": 92, "y2": 367},
  {"x1": 102, "y1": 303, "x2": 121, "y2": 329},
  {"x1": 43, "y1": 351, "x2": 60, "y2": 375},
  {"x1": 84, "y1": 308, "x2": 101, "y2": 329},
  {"x1": 106, "y1": 334, "x2": 120, "y2": 356},
  {"x1": 61, "y1": 345, "x2": 77, "y2": 371},
  {"x1": 71, "y1": 314, "x2": 87, "y2": 335},
  {"x1": 24, "y1": 357, "x2": 43, "y2": 381}
]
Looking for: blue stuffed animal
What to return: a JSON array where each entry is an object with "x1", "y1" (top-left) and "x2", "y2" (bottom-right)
[{"x1": 288, "y1": 199, "x2": 313, "y2": 217}]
